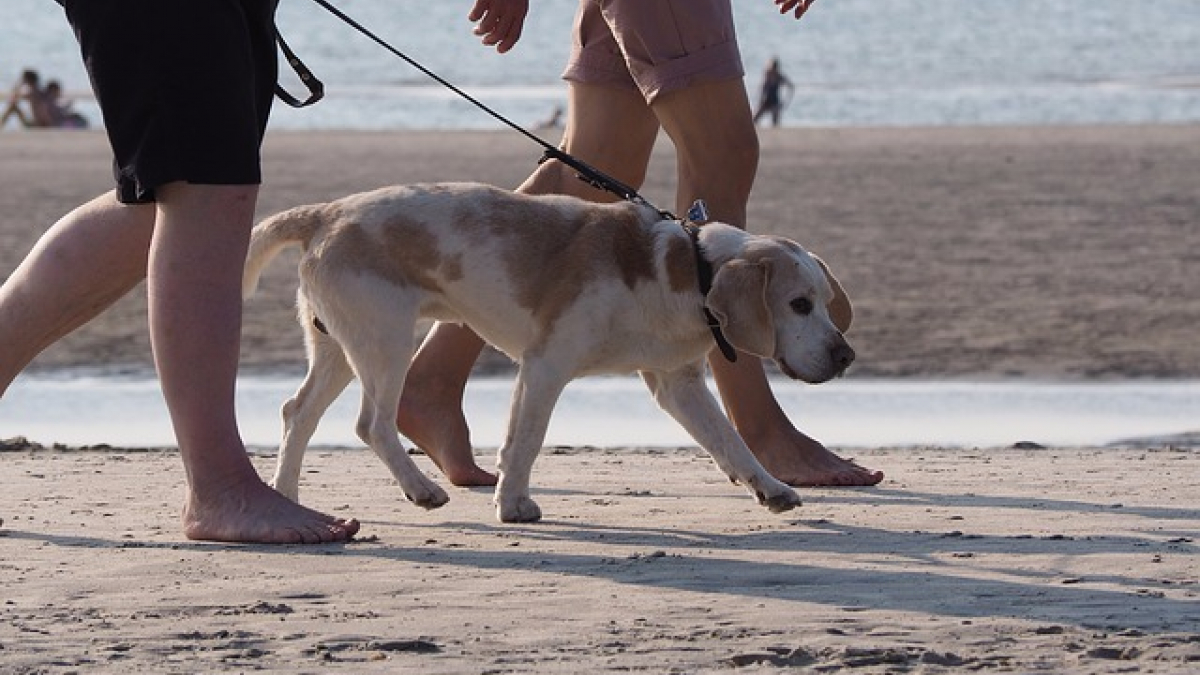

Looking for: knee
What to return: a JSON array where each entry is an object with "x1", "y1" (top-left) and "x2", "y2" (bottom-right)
[
  {"x1": 726, "y1": 131, "x2": 760, "y2": 197},
  {"x1": 725, "y1": 118, "x2": 760, "y2": 172}
]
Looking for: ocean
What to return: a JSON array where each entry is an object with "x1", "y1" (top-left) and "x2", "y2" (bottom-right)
[
  {"x1": 3, "y1": 0, "x2": 1199, "y2": 131},
  {"x1": 3, "y1": 1, "x2": 1198, "y2": 449},
  {"x1": 4, "y1": 374, "x2": 1199, "y2": 449}
]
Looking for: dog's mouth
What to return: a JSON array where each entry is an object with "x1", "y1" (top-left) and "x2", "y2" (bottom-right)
[
  {"x1": 777, "y1": 358, "x2": 801, "y2": 380},
  {"x1": 776, "y1": 357, "x2": 844, "y2": 384}
]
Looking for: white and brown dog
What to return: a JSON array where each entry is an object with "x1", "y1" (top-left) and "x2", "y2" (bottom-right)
[{"x1": 243, "y1": 182, "x2": 854, "y2": 523}]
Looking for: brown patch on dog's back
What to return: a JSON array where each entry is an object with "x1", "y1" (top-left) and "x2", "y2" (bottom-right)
[
  {"x1": 310, "y1": 214, "x2": 446, "y2": 292},
  {"x1": 607, "y1": 212, "x2": 656, "y2": 290},
  {"x1": 663, "y1": 233, "x2": 695, "y2": 294},
  {"x1": 478, "y1": 196, "x2": 659, "y2": 333}
]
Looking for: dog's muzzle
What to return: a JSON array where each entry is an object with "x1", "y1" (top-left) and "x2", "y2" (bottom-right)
[{"x1": 777, "y1": 341, "x2": 855, "y2": 383}]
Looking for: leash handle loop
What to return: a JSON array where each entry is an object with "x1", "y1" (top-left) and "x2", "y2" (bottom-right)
[{"x1": 275, "y1": 32, "x2": 325, "y2": 108}]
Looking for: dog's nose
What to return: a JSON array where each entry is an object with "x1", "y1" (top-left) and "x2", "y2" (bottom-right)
[{"x1": 831, "y1": 342, "x2": 855, "y2": 371}]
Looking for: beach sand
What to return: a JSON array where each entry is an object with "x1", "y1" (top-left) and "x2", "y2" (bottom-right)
[
  {"x1": 2, "y1": 124, "x2": 1198, "y2": 378},
  {"x1": 1, "y1": 443, "x2": 1197, "y2": 672},
  {"x1": 2, "y1": 125, "x2": 1199, "y2": 672}
]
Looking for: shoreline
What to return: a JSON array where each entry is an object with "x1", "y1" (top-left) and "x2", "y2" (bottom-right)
[{"x1": 4, "y1": 374, "x2": 1200, "y2": 450}]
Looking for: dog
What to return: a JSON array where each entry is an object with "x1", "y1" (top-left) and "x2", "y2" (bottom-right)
[{"x1": 243, "y1": 182, "x2": 855, "y2": 523}]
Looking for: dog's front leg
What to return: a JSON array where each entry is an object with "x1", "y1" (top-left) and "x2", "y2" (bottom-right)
[
  {"x1": 494, "y1": 361, "x2": 570, "y2": 523},
  {"x1": 641, "y1": 366, "x2": 801, "y2": 513}
]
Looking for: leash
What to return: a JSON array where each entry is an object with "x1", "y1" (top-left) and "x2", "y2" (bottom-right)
[
  {"x1": 278, "y1": 0, "x2": 738, "y2": 361},
  {"x1": 285, "y1": 0, "x2": 672, "y2": 220}
]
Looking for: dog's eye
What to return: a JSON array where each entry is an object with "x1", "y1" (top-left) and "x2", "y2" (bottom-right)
[{"x1": 790, "y1": 297, "x2": 814, "y2": 315}]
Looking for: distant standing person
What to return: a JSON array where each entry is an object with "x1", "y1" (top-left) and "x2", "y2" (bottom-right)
[{"x1": 753, "y1": 57, "x2": 793, "y2": 127}]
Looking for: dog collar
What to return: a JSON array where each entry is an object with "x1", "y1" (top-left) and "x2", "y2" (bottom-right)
[{"x1": 681, "y1": 221, "x2": 738, "y2": 363}]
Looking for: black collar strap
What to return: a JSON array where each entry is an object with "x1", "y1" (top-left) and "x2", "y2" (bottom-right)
[{"x1": 681, "y1": 222, "x2": 738, "y2": 363}]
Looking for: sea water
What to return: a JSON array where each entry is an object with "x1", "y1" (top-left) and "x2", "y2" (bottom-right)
[
  {"x1": 2, "y1": 0, "x2": 1198, "y2": 131},
  {"x1": 2, "y1": 375, "x2": 1197, "y2": 449}
]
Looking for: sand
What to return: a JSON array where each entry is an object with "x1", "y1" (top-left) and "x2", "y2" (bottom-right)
[
  {"x1": 1, "y1": 443, "x2": 1197, "y2": 673},
  {"x1": 2, "y1": 125, "x2": 1199, "y2": 672},
  {"x1": 2, "y1": 124, "x2": 1198, "y2": 378}
]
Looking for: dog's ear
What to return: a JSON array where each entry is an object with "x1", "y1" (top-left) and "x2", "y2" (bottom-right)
[
  {"x1": 812, "y1": 254, "x2": 852, "y2": 333},
  {"x1": 707, "y1": 260, "x2": 776, "y2": 358}
]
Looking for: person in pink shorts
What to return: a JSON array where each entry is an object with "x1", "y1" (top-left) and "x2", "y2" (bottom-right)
[{"x1": 399, "y1": 0, "x2": 884, "y2": 488}]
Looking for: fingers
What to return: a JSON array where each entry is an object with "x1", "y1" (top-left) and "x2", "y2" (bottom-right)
[
  {"x1": 468, "y1": 0, "x2": 529, "y2": 54},
  {"x1": 774, "y1": 0, "x2": 817, "y2": 20}
]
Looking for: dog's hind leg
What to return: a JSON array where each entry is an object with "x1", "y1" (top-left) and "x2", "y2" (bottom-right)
[
  {"x1": 272, "y1": 320, "x2": 355, "y2": 502},
  {"x1": 641, "y1": 366, "x2": 801, "y2": 513},
  {"x1": 494, "y1": 360, "x2": 570, "y2": 523},
  {"x1": 323, "y1": 284, "x2": 449, "y2": 510}
]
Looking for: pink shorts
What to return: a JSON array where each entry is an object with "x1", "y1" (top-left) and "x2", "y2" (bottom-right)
[{"x1": 564, "y1": 0, "x2": 745, "y2": 103}]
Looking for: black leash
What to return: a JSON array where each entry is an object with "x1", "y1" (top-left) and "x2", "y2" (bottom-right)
[
  {"x1": 288, "y1": 0, "x2": 671, "y2": 220},
  {"x1": 277, "y1": 0, "x2": 739, "y2": 361}
]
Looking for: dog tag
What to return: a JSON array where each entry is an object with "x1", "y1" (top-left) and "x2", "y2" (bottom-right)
[{"x1": 686, "y1": 199, "x2": 710, "y2": 223}]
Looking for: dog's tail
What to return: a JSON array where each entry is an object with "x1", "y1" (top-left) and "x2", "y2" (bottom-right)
[{"x1": 242, "y1": 204, "x2": 328, "y2": 298}]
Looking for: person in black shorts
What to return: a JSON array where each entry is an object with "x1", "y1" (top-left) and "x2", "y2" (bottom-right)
[{"x1": 0, "y1": 0, "x2": 529, "y2": 543}]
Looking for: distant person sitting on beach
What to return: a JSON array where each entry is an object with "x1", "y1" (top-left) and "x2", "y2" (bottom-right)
[
  {"x1": 1, "y1": 70, "x2": 88, "y2": 129},
  {"x1": 752, "y1": 57, "x2": 793, "y2": 127},
  {"x1": 1, "y1": 69, "x2": 54, "y2": 129},
  {"x1": 43, "y1": 80, "x2": 89, "y2": 129}
]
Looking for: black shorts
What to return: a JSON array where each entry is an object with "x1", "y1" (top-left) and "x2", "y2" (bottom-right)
[{"x1": 60, "y1": 0, "x2": 279, "y2": 203}]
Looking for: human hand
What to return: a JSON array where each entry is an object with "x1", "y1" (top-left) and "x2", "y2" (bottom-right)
[
  {"x1": 774, "y1": 0, "x2": 817, "y2": 20},
  {"x1": 468, "y1": 0, "x2": 529, "y2": 54}
]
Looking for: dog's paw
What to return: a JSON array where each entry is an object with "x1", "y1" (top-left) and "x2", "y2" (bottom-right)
[
  {"x1": 757, "y1": 486, "x2": 802, "y2": 513},
  {"x1": 403, "y1": 480, "x2": 450, "y2": 510},
  {"x1": 496, "y1": 496, "x2": 542, "y2": 523}
]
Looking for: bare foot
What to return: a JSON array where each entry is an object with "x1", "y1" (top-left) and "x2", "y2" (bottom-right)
[
  {"x1": 397, "y1": 391, "x2": 497, "y2": 487},
  {"x1": 182, "y1": 475, "x2": 359, "y2": 544},
  {"x1": 742, "y1": 423, "x2": 884, "y2": 487}
]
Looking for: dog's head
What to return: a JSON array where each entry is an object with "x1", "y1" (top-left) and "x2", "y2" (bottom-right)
[{"x1": 705, "y1": 236, "x2": 854, "y2": 383}]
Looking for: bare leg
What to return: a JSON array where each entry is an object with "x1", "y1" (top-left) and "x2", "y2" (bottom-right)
[
  {"x1": 0, "y1": 192, "x2": 151, "y2": 396},
  {"x1": 396, "y1": 84, "x2": 659, "y2": 486},
  {"x1": 397, "y1": 323, "x2": 496, "y2": 486},
  {"x1": 651, "y1": 80, "x2": 883, "y2": 487},
  {"x1": 151, "y1": 183, "x2": 359, "y2": 542}
]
